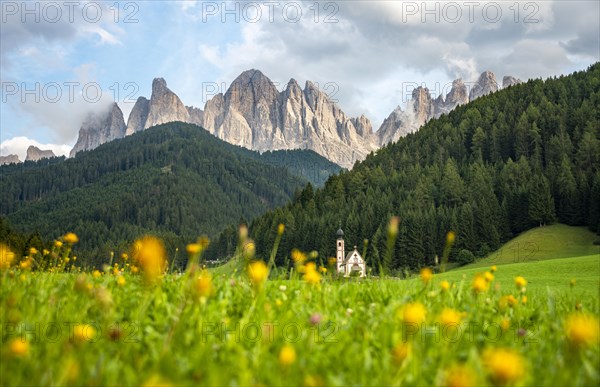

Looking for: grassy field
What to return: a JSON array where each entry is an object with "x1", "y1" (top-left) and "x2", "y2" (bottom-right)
[
  {"x1": 465, "y1": 224, "x2": 599, "y2": 268},
  {"x1": 1, "y1": 230, "x2": 599, "y2": 386}
]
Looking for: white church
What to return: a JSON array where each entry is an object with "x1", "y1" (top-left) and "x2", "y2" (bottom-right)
[{"x1": 335, "y1": 227, "x2": 367, "y2": 277}]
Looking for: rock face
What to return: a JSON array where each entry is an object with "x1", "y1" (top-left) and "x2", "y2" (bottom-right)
[
  {"x1": 144, "y1": 78, "x2": 191, "y2": 129},
  {"x1": 70, "y1": 103, "x2": 126, "y2": 157},
  {"x1": 25, "y1": 146, "x2": 55, "y2": 161},
  {"x1": 202, "y1": 70, "x2": 376, "y2": 168},
  {"x1": 469, "y1": 71, "x2": 499, "y2": 101},
  {"x1": 125, "y1": 97, "x2": 150, "y2": 135},
  {"x1": 502, "y1": 76, "x2": 522, "y2": 88},
  {"x1": 0, "y1": 154, "x2": 21, "y2": 165}
]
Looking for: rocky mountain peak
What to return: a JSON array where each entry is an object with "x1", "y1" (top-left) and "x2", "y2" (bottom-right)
[
  {"x1": 145, "y1": 78, "x2": 191, "y2": 129},
  {"x1": 70, "y1": 102, "x2": 126, "y2": 157},
  {"x1": 469, "y1": 71, "x2": 498, "y2": 101},
  {"x1": 26, "y1": 146, "x2": 56, "y2": 162},
  {"x1": 0, "y1": 154, "x2": 21, "y2": 165},
  {"x1": 502, "y1": 76, "x2": 522, "y2": 88},
  {"x1": 412, "y1": 86, "x2": 434, "y2": 125}
]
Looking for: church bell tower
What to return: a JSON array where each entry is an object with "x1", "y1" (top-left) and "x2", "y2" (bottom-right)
[{"x1": 336, "y1": 227, "x2": 345, "y2": 273}]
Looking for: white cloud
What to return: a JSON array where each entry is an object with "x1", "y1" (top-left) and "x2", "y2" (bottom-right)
[{"x1": 0, "y1": 136, "x2": 72, "y2": 161}]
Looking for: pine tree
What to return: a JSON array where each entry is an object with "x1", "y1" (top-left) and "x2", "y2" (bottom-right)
[{"x1": 528, "y1": 174, "x2": 555, "y2": 226}]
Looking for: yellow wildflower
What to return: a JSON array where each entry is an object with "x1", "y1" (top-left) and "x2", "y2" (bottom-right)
[
  {"x1": 73, "y1": 324, "x2": 96, "y2": 344},
  {"x1": 521, "y1": 296, "x2": 527, "y2": 304},
  {"x1": 248, "y1": 261, "x2": 268, "y2": 288},
  {"x1": 440, "y1": 280, "x2": 451, "y2": 291},
  {"x1": 9, "y1": 338, "x2": 29, "y2": 357},
  {"x1": 500, "y1": 318, "x2": 510, "y2": 332},
  {"x1": 483, "y1": 348, "x2": 526, "y2": 385},
  {"x1": 304, "y1": 264, "x2": 322, "y2": 284},
  {"x1": 391, "y1": 342, "x2": 411, "y2": 366},
  {"x1": 195, "y1": 270, "x2": 214, "y2": 298},
  {"x1": 388, "y1": 216, "x2": 400, "y2": 237},
  {"x1": 402, "y1": 302, "x2": 427, "y2": 325},
  {"x1": 277, "y1": 223, "x2": 285, "y2": 235},
  {"x1": 92, "y1": 270, "x2": 101, "y2": 279},
  {"x1": 117, "y1": 276, "x2": 126, "y2": 286},
  {"x1": 472, "y1": 274, "x2": 489, "y2": 293},
  {"x1": 63, "y1": 232, "x2": 79, "y2": 244},
  {"x1": 54, "y1": 240, "x2": 63, "y2": 248},
  {"x1": 186, "y1": 243, "x2": 201, "y2": 256},
  {"x1": 132, "y1": 236, "x2": 167, "y2": 283},
  {"x1": 446, "y1": 231, "x2": 456, "y2": 244},
  {"x1": 420, "y1": 267, "x2": 433, "y2": 284},
  {"x1": 0, "y1": 244, "x2": 16, "y2": 270},
  {"x1": 443, "y1": 364, "x2": 479, "y2": 387},
  {"x1": 279, "y1": 344, "x2": 296, "y2": 367},
  {"x1": 490, "y1": 265, "x2": 497, "y2": 273},
  {"x1": 565, "y1": 313, "x2": 599, "y2": 348},
  {"x1": 291, "y1": 249, "x2": 307, "y2": 265},
  {"x1": 28, "y1": 247, "x2": 38, "y2": 255},
  {"x1": 515, "y1": 276, "x2": 527, "y2": 289},
  {"x1": 484, "y1": 271, "x2": 494, "y2": 282},
  {"x1": 439, "y1": 308, "x2": 463, "y2": 326}
]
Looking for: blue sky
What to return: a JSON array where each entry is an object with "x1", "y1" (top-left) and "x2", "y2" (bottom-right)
[{"x1": 1, "y1": 1, "x2": 598, "y2": 159}]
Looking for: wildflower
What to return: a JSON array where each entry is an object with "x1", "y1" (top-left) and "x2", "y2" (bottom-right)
[
  {"x1": 277, "y1": 223, "x2": 285, "y2": 235},
  {"x1": 291, "y1": 249, "x2": 307, "y2": 265},
  {"x1": 439, "y1": 308, "x2": 463, "y2": 326},
  {"x1": 443, "y1": 364, "x2": 478, "y2": 387},
  {"x1": 440, "y1": 280, "x2": 451, "y2": 291},
  {"x1": 499, "y1": 295, "x2": 518, "y2": 309},
  {"x1": 9, "y1": 338, "x2": 29, "y2": 357},
  {"x1": 54, "y1": 240, "x2": 63, "y2": 248},
  {"x1": 117, "y1": 276, "x2": 126, "y2": 286},
  {"x1": 238, "y1": 224, "x2": 248, "y2": 243},
  {"x1": 402, "y1": 302, "x2": 427, "y2": 325},
  {"x1": 279, "y1": 344, "x2": 296, "y2": 367},
  {"x1": 279, "y1": 285, "x2": 287, "y2": 292},
  {"x1": 514, "y1": 276, "x2": 527, "y2": 289},
  {"x1": 446, "y1": 231, "x2": 456, "y2": 244},
  {"x1": 319, "y1": 266, "x2": 327, "y2": 274},
  {"x1": 194, "y1": 270, "x2": 214, "y2": 299},
  {"x1": 186, "y1": 243, "x2": 201, "y2": 256},
  {"x1": 484, "y1": 271, "x2": 494, "y2": 282},
  {"x1": 565, "y1": 313, "x2": 599, "y2": 348},
  {"x1": 346, "y1": 308, "x2": 353, "y2": 316},
  {"x1": 328, "y1": 257, "x2": 337, "y2": 267},
  {"x1": 72, "y1": 324, "x2": 97, "y2": 344},
  {"x1": 63, "y1": 232, "x2": 79, "y2": 244},
  {"x1": 0, "y1": 244, "x2": 16, "y2": 270},
  {"x1": 309, "y1": 313, "x2": 322, "y2": 326},
  {"x1": 490, "y1": 265, "x2": 497, "y2": 273},
  {"x1": 28, "y1": 247, "x2": 38, "y2": 255},
  {"x1": 132, "y1": 236, "x2": 167, "y2": 283},
  {"x1": 521, "y1": 296, "x2": 527, "y2": 304},
  {"x1": 500, "y1": 318, "x2": 510, "y2": 332},
  {"x1": 92, "y1": 270, "x2": 102, "y2": 279},
  {"x1": 248, "y1": 261, "x2": 268, "y2": 288},
  {"x1": 472, "y1": 274, "x2": 489, "y2": 293},
  {"x1": 121, "y1": 253, "x2": 128, "y2": 261},
  {"x1": 483, "y1": 348, "x2": 526, "y2": 385},
  {"x1": 303, "y1": 262, "x2": 321, "y2": 284},
  {"x1": 391, "y1": 342, "x2": 411, "y2": 366},
  {"x1": 420, "y1": 267, "x2": 433, "y2": 284},
  {"x1": 243, "y1": 240, "x2": 256, "y2": 260}
]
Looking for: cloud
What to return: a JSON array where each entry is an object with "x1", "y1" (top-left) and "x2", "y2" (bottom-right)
[{"x1": 0, "y1": 136, "x2": 72, "y2": 161}]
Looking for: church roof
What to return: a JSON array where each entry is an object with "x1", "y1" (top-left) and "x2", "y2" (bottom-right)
[
  {"x1": 337, "y1": 228, "x2": 344, "y2": 238},
  {"x1": 345, "y1": 247, "x2": 362, "y2": 263}
]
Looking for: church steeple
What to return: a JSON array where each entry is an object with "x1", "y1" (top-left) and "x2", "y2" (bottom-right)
[{"x1": 336, "y1": 227, "x2": 345, "y2": 272}]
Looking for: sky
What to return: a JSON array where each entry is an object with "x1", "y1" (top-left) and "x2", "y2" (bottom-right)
[{"x1": 1, "y1": 0, "x2": 598, "y2": 160}]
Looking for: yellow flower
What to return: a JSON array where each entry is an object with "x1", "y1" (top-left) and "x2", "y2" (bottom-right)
[
  {"x1": 54, "y1": 240, "x2": 63, "y2": 248},
  {"x1": 439, "y1": 308, "x2": 463, "y2": 326},
  {"x1": 117, "y1": 276, "x2": 126, "y2": 286},
  {"x1": 248, "y1": 260, "x2": 269, "y2": 288},
  {"x1": 92, "y1": 270, "x2": 102, "y2": 279},
  {"x1": 443, "y1": 364, "x2": 479, "y2": 387},
  {"x1": 279, "y1": 344, "x2": 296, "y2": 367},
  {"x1": 391, "y1": 342, "x2": 411, "y2": 366},
  {"x1": 420, "y1": 267, "x2": 433, "y2": 284},
  {"x1": 243, "y1": 240, "x2": 256, "y2": 260},
  {"x1": 0, "y1": 244, "x2": 16, "y2": 271},
  {"x1": 500, "y1": 318, "x2": 510, "y2": 332},
  {"x1": 472, "y1": 274, "x2": 489, "y2": 293},
  {"x1": 186, "y1": 243, "x2": 201, "y2": 256},
  {"x1": 318, "y1": 266, "x2": 327, "y2": 274},
  {"x1": 514, "y1": 276, "x2": 527, "y2": 289},
  {"x1": 63, "y1": 232, "x2": 79, "y2": 244},
  {"x1": 73, "y1": 324, "x2": 96, "y2": 344},
  {"x1": 9, "y1": 338, "x2": 29, "y2": 357},
  {"x1": 490, "y1": 265, "x2": 497, "y2": 273},
  {"x1": 277, "y1": 223, "x2": 285, "y2": 235},
  {"x1": 302, "y1": 262, "x2": 321, "y2": 284},
  {"x1": 446, "y1": 231, "x2": 456, "y2": 244},
  {"x1": 483, "y1": 348, "x2": 526, "y2": 385},
  {"x1": 499, "y1": 295, "x2": 518, "y2": 309},
  {"x1": 132, "y1": 236, "x2": 167, "y2": 283},
  {"x1": 565, "y1": 313, "x2": 599, "y2": 348},
  {"x1": 195, "y1": 270, "x2": 214, "y2": 298},
  {"x1": 484, "y1": 271, "x2": 494, "y2": 282},
  {"x1": 121, "y1": 253, "x2": 128, "y2": 261},
  {"x1": 402, "y1": 302, "x2": 427, "y2": 325},
  {"x1": 43, "y1": 249, "x2": 50, "y2": 256},
  {"x1": 291, "y1": 249, "x2": 307, "y2": 265},
  {"x1": 28, "y1": 247, "x2": 38, "y2": 255},
  {"x1": 440, "y1": 280, "x2": 451, "y2": 291},
  {"x1": 521, "y1": 296, "x2": 527, "y2": 304}
]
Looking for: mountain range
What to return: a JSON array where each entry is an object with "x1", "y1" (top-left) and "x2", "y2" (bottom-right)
[{"x1": 67, "y1": 69, "x2": 520, "y2": 168}]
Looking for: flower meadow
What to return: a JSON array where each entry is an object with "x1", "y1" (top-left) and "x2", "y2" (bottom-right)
[{"x1": 0, "y1": 228, "x2": 598, "y2": 386}]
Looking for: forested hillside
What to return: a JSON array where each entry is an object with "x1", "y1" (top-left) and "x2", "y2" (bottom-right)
[
  {"x1": 210, "y1": 64, "x2": 600, "y2": 272},
  {"x1": 0, "y1": 123, "x2": 337, "y2": 265}
]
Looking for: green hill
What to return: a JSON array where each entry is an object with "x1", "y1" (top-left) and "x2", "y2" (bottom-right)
[
  {"x1": 212, "y1": 63, "x2": 600, "y2": 273},
  {"x1": 0, "y1": 123, "x2": 338, "y2": 266},
  {"x1": 464, "y1": 224, "x2": 599, "y2": 268}
]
